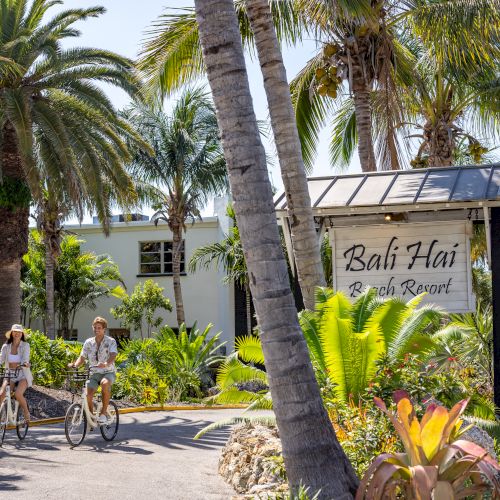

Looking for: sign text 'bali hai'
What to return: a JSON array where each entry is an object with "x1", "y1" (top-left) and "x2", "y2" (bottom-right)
[{"x1": 331, "y1": 221, "x2": 474, "y2": 312}]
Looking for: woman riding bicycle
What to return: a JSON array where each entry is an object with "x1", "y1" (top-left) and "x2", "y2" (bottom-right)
[{"x1": 0, "y1": 324, "x2": 33, "y2": 423}]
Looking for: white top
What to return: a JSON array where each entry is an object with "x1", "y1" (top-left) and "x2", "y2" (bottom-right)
[
  {"x1": 8, "y1": 353, "x2": 21, "y2": 363},
  {"x1": 80, "y1": 335, "x2": 118, "y2": 374}
]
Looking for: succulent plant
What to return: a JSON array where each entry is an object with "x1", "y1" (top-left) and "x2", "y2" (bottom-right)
[{"x1": 356, "y1": 392, "x2": 500, "y2": 499}]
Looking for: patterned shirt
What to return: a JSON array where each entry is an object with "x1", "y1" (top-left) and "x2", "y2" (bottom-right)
[{"x1": 81, "y1": 335, "x2": 118, "y2": 374}]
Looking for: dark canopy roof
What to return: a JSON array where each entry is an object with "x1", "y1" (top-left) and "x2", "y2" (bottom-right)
[{"x1": 274, "y1": 164, "x2": 500, "y2": 215}]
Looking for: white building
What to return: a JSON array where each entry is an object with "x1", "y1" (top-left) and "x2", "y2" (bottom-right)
[{"x1": 46, "y1": 198, "x2": 238, "y2": 350}]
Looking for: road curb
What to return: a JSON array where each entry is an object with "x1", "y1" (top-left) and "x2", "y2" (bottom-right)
[{"x1": 26, "y1": 404, "x2": 246, "y2": 428}]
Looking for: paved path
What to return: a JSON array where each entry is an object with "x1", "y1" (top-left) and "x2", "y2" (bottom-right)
[{"x1": 0, "y1": 409, "x2": 243, "y2": 500}]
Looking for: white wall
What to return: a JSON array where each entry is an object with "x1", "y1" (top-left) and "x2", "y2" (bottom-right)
[{"x1": 40, "y1": 214, "x2": 235, "y2": 350}]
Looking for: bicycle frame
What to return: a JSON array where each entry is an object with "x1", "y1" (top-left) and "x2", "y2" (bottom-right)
[
  {"x1": 1, "y1": 383, "x2": 20, "y2": 426},
  {"x1": 69, "y1": 381, "x2": 113, "y2": 429}
]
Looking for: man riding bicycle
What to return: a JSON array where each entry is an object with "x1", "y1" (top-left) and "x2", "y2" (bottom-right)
[{"x1": 68, "y1": 317, "x2": 117, "y2": 425}]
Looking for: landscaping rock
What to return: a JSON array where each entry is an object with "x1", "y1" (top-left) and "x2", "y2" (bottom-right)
[
  {"x1": 462, "y1": 419, "x2": 497, "y2": 460},
  {"x1": 219, "y1": 423, "x2": 286, "y2": 495}
]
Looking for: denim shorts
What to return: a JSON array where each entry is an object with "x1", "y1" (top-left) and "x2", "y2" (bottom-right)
[{"x1": 88, "y1": 372, "x2": 116, "y2": 390}]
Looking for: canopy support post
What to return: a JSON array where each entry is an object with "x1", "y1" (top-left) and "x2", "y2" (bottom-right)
[
  {"x1": 491, "y1": 207, "x2": 500, "y2": 410},
  {"x1": 484, "y1": 206, "x2": 492, "y2": 266}
]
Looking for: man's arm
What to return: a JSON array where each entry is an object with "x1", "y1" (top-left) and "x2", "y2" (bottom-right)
[
  {"x1": 97, "y1": 352, "x2": 117, "y2": 369},
  {"x1": 70, "y1": 355, "x2": 86, "y2": 369},
  {"x1": 69, "y1": 342, "x2": 88, "y2": 368}
]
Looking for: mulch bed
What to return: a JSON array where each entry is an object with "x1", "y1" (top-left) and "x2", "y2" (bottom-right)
[
  {"x1": 25, "y1": 385, "x2": 136, "y2": 421},
  {"x1": 25, "y1": 385, "x2": 206, "y2": 421}
]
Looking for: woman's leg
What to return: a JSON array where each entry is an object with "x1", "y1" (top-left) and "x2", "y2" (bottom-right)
[
  {"x1": 0, "y1": 379, "x2": 7, "y2": 406},
  {"x1": 14, "y1": 380, "x2": 29, "y2": 421}
]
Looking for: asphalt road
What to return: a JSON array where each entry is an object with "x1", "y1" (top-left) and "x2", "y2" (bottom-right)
[{"x1": 0, "y1": 409, "x2": 243, "y2": 500}]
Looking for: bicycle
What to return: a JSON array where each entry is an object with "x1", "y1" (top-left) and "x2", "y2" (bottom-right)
[
  {"x1": 64, "y1": 369, "x2": 119, "y2": 447},
  {"x1": 0, "y1": 367, "x2": 30, "y2": 446}
]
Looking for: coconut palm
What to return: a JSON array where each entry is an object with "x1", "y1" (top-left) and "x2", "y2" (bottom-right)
[
  {"x1": 404, "y1": 65, "x2": 500, "y2": 168},
  {"x1": 123, "y1": 88, "x2": 228, "y2": 327},
  {"x1": 189, "y1": 205, "x2": 253, "y2": 334},
  {"x1": 193, "y1": 1, "x2": 358, "y2": 496},
  {"x1": 139, "y1": 1, "x2": 325, "y2": 309},
  {"x1": 292, "y1": 0, "x2": 500, "y2": 171},
  {"x1": 0, "y1": 0, "x2": 141, "y2": 333}
]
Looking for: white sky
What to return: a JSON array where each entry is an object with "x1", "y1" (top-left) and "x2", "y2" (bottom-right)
[{"x1": 59, "y1": 0, "x2": 361, "y2": 222}]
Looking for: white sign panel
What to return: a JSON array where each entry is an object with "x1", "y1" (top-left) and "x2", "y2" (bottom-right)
[{"x1": 331, "y1": 221, "x2": 474, "y2": 313}]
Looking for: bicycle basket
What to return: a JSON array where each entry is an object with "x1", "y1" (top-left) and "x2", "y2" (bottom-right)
[
  {"x1": 64, "y1": 369, "x2": 90, "y2": 394},
  {"x1": 0, "y1": 366, "x2": 22, "y2": 380}
]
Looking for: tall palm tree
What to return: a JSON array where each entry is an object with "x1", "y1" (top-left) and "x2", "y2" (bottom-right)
[
  {"x1": 0, "y1": 0, "x2": 140, "y2": 333},
  {"x1": 124, "y1": 89, "x2": 228, "y2": 327},
  {"x1": 139, "y1": 1, "x2": 325, "y2": 310},
  {"x1": 189, "y1": 205, "x2": 253, "y2": 335},
  {"x1": 193, "y1": 1, "x2": 358, "y2": 497},
  {"x1": 292, "y1": 0, "x2": 500, "y2": 171},
  {"x1": 405, "y1": 67, "x2": 500, "y2": 168}
]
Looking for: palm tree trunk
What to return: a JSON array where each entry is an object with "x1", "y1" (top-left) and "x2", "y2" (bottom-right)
[
  {"x1": 194, "y1": 1, "x2": 358, "y2": 497},
  {"x1": 44, "y1": 234, "x2": 56, "y2": 340},
  {"x1": 245, "y1": 0, "x2": 325, "y2": 310},
  {"x1": 352, "y1": 88, "x2": 376, "y2": 172},
  {"x1": 172, "y1": 224, "x2": 186, "y2": 326},
  {"x1": 426, "y1": 121, "x2": 454, "y2": 167},
  {"x1": 0, "y1": 122, "x2": 30, "y2": 334}
]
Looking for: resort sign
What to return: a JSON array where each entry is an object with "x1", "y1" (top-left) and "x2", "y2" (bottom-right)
[{"x1": 331, "y1": 221, "x2": 474, "y2": 312}]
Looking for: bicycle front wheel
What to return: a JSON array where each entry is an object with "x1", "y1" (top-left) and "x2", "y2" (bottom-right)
[
  {"x1": 65, "y1": 402, "x2": 87, "y2": 447},
  {"x1": 16, "y1": 406, "x2": 29, "y2": 440},
  {"x1": 100, "y1": 400, "x2": 119, "y2": 441},
  {"x1": 0, "y1": 402, "x2": 7, "y2": 446}
]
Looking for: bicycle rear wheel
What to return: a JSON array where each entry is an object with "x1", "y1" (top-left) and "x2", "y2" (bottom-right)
[
  {"x1": 100, "y1": 400, "x2": 119, "y2": 441},
  {"x1": 65, "y1": 402, "x2": 87, "y2": 447},
  {"x1": 16, "y1": 406, "x2": 29, "y2": 440},
  {"x1": 0, "y1": 402, "x2": 7, "y2": 446}
]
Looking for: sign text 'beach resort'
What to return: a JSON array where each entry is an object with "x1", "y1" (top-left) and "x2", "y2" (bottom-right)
[{"x1": 331, "y1": 221, "x2": 474, "y2": 313}]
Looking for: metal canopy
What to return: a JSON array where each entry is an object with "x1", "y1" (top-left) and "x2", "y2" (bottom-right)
[{"x1": 274, "y1": 164, "x2": 500, "y2": 215}]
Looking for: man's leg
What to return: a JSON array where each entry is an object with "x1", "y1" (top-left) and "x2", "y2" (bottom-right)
[
  {"x1": 87, "y1": 387, "x2": 96, "y2": 415},
  {"x1": 100, "y1": 378, "x2": 111, "y2": 416}
]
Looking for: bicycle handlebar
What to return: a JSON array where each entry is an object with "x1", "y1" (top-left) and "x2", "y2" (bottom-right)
[{"x1": 0, "y1": 366, "x2": 23, "y2": 379}]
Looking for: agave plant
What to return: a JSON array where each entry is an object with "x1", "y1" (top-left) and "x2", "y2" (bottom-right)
[{"x1": 356, "y1": 392, "x2": 500, "y2": 500}]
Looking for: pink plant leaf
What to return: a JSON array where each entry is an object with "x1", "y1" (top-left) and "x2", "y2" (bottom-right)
[
  {"x1": 366, "y1": 462, "x2": 405, "y2": 500},
  {"x1": 451, "y1": 440, "x2": 500, "y2": 469},
  {"x1": 393, "y1": 390, "x2": 410, "y2": 404},
  {"x1": 410, "y1": 465, "x2": 438, "y2": 500}
]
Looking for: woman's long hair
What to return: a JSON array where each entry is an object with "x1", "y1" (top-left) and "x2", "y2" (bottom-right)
[{"x1": 6, "y1": 332, "x2": 25, "y2": 344}]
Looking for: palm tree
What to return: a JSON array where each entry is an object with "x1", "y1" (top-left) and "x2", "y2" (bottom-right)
[
  {"x1": 292, "y1": 0, "x2": 500, "y2": 171},
  {"x1": 193, "y1": 1, "x2": 358, "y2": 497},
  {"x1": 0, "y1": 0, "x2": 140, "y2": 333},
  {"x1": 139, "y1": 1, "x2": 325, "y2": 309},
  {"x1": 189, "y1": 205, "x2": 253, "y2": 335},
  {"x1": 123, "y1": 89, "x2": 228, "y2": 327},
  {"x1": 404, "y1": 67, "x2": 500, "y2": 168}
]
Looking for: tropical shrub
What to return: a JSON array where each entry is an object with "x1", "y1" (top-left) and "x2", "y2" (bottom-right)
[
  {"x1": 111, "y1": 279, "x2": 172, "y2": 338},
  {"x1": 114, "y1": 323, "x2": 225, "y2": 403},
  {"x1": 209, "y1": 288, "x2": 448, "y2": 408},
  {"x1": 356, "y1": 392, "x2": 500, "y2": 499},
  {"x1": 27, "y1": 330, "x2": 81, "y2": 387}
]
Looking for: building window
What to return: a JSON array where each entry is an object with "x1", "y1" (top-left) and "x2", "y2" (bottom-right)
[{"x1": 139, "y1": 241, "x2": 185, "y2": 275}]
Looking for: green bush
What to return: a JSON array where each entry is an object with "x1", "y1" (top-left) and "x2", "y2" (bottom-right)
[
  {"x1": 27, "y1": 330, "x2": 81, "y2": 387},
  {"x1": 113, "y1": 323, "x2": 225, "y2": 403}
]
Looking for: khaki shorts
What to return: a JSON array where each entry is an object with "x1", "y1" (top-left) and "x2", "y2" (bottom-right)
[{"x1": 88, "y1": 372, "x2": 116, "y2": 390}]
